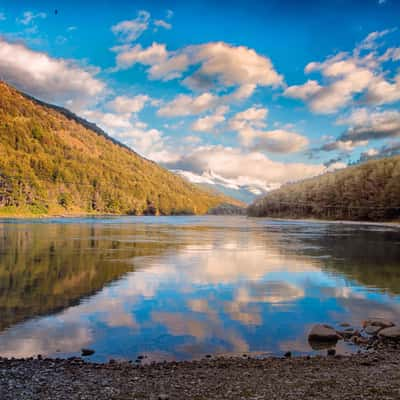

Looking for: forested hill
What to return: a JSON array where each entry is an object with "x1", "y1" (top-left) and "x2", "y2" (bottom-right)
[
  {"x1": 0, "y1": 81, "x2": 238, "y2": 216},
  {"x1": 248, "y1": 156, "x2": 400, "y2": 221}
]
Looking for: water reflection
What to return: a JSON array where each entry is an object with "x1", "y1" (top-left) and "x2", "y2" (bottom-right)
[{"x1": 0, "y1": 217, "x2": 399, "y2": 361}]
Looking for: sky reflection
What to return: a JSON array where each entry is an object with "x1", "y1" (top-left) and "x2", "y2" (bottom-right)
[{"x1": 0, "y1": 216, "x2": 399, "y2": 361}]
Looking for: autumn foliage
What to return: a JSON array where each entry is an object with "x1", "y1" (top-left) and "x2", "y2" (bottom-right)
[{"x1": 0, "y1": 82, "x2": 236, "y2": 216}]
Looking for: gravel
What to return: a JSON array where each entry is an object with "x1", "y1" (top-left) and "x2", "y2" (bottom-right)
[{"x1": 1, "y1": 345, "x2": 400, "y2": 400}]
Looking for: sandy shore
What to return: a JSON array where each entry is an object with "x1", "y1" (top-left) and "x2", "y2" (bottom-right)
[{"x1": 1, "y1": 345, "x2": 400, "y2": 400}]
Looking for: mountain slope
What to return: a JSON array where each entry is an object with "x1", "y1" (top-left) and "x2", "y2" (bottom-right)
[
  {"x1": 248, "y1": 156, "x2": 400, "y2": 221},
  {"x1": 0, "y1": 81, "x2": 238, "y2": 216}
]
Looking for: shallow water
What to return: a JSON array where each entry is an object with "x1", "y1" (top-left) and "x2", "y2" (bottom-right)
[{"x1": 0, "y1": 216, "x2": 399, "y2": 362}]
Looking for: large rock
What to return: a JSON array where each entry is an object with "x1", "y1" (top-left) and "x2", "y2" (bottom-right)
[
  {"x1": 308, "y1": 324, "x2": 342, "y2": 342},
  {"x1": 378, "y1": 326, "x2": 400, "y2": 340},
  {"x1": 363, "y1": 319, "x2": 394, "y2": 329},
  {"x1": 364, "y1": 325, "x2": 383, "y2": 336}
]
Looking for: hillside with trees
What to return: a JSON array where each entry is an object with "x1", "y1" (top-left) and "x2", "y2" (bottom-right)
[
  {"x1": 248, "y1": 156, "x2": 400, "y2": 221},
  {"x1": 0, "y1": 81, "x2": 239, "y2": 216}
]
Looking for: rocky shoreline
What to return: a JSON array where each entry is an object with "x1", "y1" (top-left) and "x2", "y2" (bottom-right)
[
  {"x1": 307, "y1": 318, "x2": 400, "y2": 353},
  {"x1": 0, "y1": 345, "x2": 399, "y2": 400},
  {"x1": 1, "y1": 319, "x2": 399, "y2": 399},
  {"x1": 1, "y1": 319, "x2": 400, "y2": 400}
]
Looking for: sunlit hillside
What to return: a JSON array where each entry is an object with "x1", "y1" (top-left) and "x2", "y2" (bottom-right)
[
  {"x1": 248, "y1": 156, "x2": 400, "y2": 221},
  {"x1": 0, "y1": 81, "x2": 239, "y2": 216}
]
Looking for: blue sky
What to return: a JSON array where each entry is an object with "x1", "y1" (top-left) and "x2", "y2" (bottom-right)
[{"x1": 0, "y1": 0, "x2": 399, "y2": 200}]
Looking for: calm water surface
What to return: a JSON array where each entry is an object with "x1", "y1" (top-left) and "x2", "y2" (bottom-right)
[{"x1": 0, "y1": 216, "x2": 399, "y2": 362}]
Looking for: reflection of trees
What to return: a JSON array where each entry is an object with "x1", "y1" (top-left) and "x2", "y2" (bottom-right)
[
  {"x1": 300, "y1": 227, "x2": 400, "y2": 295},
  {"x1": 0, "y1": 223, "x2": 176, "y2": 331}
]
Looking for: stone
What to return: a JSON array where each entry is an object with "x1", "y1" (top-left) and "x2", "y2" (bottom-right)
[
  {"x1": 378, "y1": 326, "x2": 400, "y2": 340},
  {"x1": 81, "y1": 349, "x2": 95, "y2": 357},
  {"x1": 364, "y1": 325, "x2": 382, "y2": 336},
  {"x1": 338, "y1": 329, "x2": 355, "y2": 339},
  {"x1": 363, "y1": 319, "x2": 394, "y2": 329},
  {"x1": 339, "y1": 322, "x2": 351, "y2": 327},
  {"x1": 158, "y1": 395, "x2": 169, "y2": 400},
  {"x1": 284, "y1": 351, "x2": 292, "y2": 358},
  {"x1": 308, "y1": 324, "x2": 342, "y2": 342},
  {"x1": 327, "y1": 349, "x2": 336, "y2": 356}
]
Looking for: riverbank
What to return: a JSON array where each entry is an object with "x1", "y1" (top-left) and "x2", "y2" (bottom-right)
[
  {"x1": 249, "y1": 216, "x2": 400, "y2": 228},
  {"x1": 1, "y1": 344, "x2": 400, "y2": 400},
  {"x1": 1, "y1": 212, "x2": 399, "y2": 228}
]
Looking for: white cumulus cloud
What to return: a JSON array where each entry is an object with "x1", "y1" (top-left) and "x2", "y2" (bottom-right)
[
  {"x1": 0, "y1": 38, "x2": 105, "y2": 110},
  {"x1": 113, "y1": 41, "x2": 283, "y2": 96},
  {"x1": 107, "y1": 94, "x2": 150, "y2": 114},
  {"x1": 157, "y1": 92, "x2": 218, "y2": 117},
  {"x1": 191, "y1": 106, "x2": 229, "y2": 132},
  {"x1": 284, "y1": 29, "x2": 400, "y2": 114}
]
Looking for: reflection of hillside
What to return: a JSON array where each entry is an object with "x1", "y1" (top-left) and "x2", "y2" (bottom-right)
[
  {"x1": 0, "y1": 223, "x2": 176, "y2": 331},
  {"x1": 300, "y1": 227, "x2": 400, "y2": 295}
]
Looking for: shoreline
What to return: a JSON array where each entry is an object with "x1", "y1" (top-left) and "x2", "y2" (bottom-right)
[
  {"x1": 1, "y1": 345, "x2": 400, "y2": 399},
  {"x1": 251, "y1": 216, "x2": 400, "y2": 228},
  {"x1": 0, "y1": 213, "x2": 399, "y2": 228}
]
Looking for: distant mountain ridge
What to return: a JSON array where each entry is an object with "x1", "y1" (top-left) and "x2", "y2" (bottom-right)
[
  {"x1": 248, "y1": 155, "x2": 400, "y2": 221},
  {"x1": 175, "y1": 169, "x2": 276, "y2": 203},
  {"x1": 0, "y1": 81, "x2": 240, "y2": 216}
]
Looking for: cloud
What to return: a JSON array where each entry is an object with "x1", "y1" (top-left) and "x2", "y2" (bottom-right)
[
  {"x1": 163, "y1": 145, "x2": 325, "y2": 188},
  {"x1": 111, "y1": 10, "x2": 150, "y2": 42},
  {"x1": 379, "y1": 47, "x2": 400, "y2": 62},
  {"x1": 310, "y1": 108, "x2": 400, "y2": 155},
  {"x1": 79, "y1": 106, "x2": 172, "y2": 162},
  {"x1": 284, "y1": 29, "x2": 400, "y2": 113},
  {"x1": 247, "y1": 129, "x2": 309, "y2": 153},
  {"x1": 157, "y1": 92, "x2": 218, "y2": 116},
  {"x1": 154, "y1": 19, "x2": 172, "y2": 30},
  {"x1": 0, "y1": 38, "x2": 105, "y2": 110},
  {"x1": 323, "y1": 156, "x2": 347, "y2": 168},
  {"x1": 184, "y1": 135, "x2": 202, "y2": 144},
  {"x1": 228, "y1": 106, "x2": 268, "y2": 132},
  {"x1": 107, "y1": 94, "x2": 150, "y2": 114},
  {"x1": 284, "y1": 80, "x2": 321, "y2": 100},
  {"x1": 0, "y1": 12, "x2": 6, "y2": 21},
  {"x1": 339, "y1": 109, "x2": 400, "y2": 141},
  {"x1": 113, "y1": 41, "x2": 283, "y2": 94},
  {"x1": 360, "y1": 148, "x2": 379, "y2": 161},
  {"x1": 166, "y1": 9, "x2": 174, "y2": 19},
  {"x1": 82, "y1": 110, "x2": 132, "y2": 130},
  {"x1": 326, "y1": 162, "x2": 348, "y2": 171},
  {"x1": 113, "y1": 42, "x2": 282, "y2": 119},
  {"x1": 116, "y1": 125, "x2": 174, "y2": 162},
  {"x1": 187, "y1": 42, "x2": 283, "y2": 88},
  {"x1": 227, "y1": 106, "x2": 308, "y2": 153},
  {"x1": 113, "y1": 42, "x2": 188, "y2": 80},
  {"x1": 359, "y1": 141, "x2": 400, "y2": 161},
  {"x1": 320, "y1": 139, "x2": 368, "y2": 152},
  {"x1": 18, "y1": 11, "x2": 47, "y2": 25},
  {"x1": 364, "y1": 74, "x2": 400, "y2": 105},
  {"x1": 357, "y1": 28, "x2": 396, "y2": 52},
  {"x1": 287, "y1": 60, "x2": 373, "y2": 114},
  {"x1": 191, "y1": 106, "x2": 229, "y2": 132}
]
